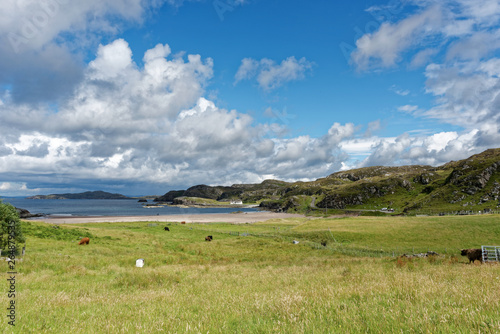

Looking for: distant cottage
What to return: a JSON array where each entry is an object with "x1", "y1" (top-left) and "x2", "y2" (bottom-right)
[{"x1": 230, "y1": 200, "x2": 243, "y2": 205}]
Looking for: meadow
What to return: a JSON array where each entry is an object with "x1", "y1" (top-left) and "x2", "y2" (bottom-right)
[{"x1": 2, "y1": 214, "x2": 500, "y2": 333}]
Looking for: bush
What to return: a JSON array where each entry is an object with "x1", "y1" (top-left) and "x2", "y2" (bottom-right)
[
  {"x1": 0, "y1": 201, "x2": 26, "y2": 256},
  {"x1": 22, "y1": 221, "x2": 93, "y2": 241}
]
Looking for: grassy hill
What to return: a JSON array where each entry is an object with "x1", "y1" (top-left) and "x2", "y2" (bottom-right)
[
  {"x1": 155, "y1": 148, "x2": 500, "y2": 214},
  {"x1": 8, "y1": 215, "x2": 500, "y2": 333},
  {"x1": 172, "y1": 196, "x2": 245, "y2": 207}
]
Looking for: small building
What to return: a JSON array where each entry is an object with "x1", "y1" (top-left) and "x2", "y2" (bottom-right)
[{"x1": 230, "y1": 200, "x2": 243, "y2": 205}]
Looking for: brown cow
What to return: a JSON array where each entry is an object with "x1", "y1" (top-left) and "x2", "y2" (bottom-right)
[
  {"x1": 205, "y1": 236, "x2": 212, "y2": 241},
  {"x1": 461, "y1": 248, "x2": 482, "y2": 264},
  {"x1": 181, "y1": 221, "x2": 186, "y2": 224},
  {"x1": 78, "y1": 237, "x2": 90, "y2": 245}
]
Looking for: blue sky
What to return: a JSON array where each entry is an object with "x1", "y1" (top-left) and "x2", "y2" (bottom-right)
[
  {"x1": 0, "y1": 0, "x2": 499, "y2": 196},
  {"x1": 128, "y1": 1, "x2": 433, "y2": 137}
]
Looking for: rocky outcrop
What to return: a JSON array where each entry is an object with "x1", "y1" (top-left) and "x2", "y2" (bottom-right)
[
  {"x1": 15, "y1": 207, "x2": 43, "y2": 218},
  {"x1": 446, "y1": 160, "x2": 500, "y2": 195},
  {"x1": 259, "y1": 200, "x2": 285, "y2": 212},
  {"x1": 172, "y1": 197, "x2": 197, "y2": 206},
  {"x1": 413, "y1": 172, "x2": 436, "y2": 185},
  {"x1": 316, "y1": 193, "x2": 364, "y2": 210},
  {"x1": 258, "y1": 195, "x2": 299, "y2": 212},
  {"x1": 154, "y1": 190, "x2": 186, "y2": 202},
  {"x1": 336, "y1": 173, "x2": 361, "y2": 182},
  {"x1": 171, "y1": 196, "x2": 236, "y2": 207},
  {"x1": 329, "y1": 165, "x2": 434, "y2": 181},
  {"x1": 183, "y1": 185, "x2": 227, "y2": 199}
]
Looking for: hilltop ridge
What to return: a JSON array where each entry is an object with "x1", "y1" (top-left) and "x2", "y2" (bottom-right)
[{"x1": 155, "y1": 148, "x2": 500, "y2": 214}]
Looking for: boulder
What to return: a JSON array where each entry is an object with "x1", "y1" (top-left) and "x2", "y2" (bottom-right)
[{"x1": 15, "y1": 207, "x2": 43, "y2": 218}]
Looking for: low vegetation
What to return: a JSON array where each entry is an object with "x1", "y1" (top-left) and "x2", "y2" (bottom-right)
[
  {"x1": 0, "y1": 201, "x2": 25, "y2": 255},
  {"x1": 172, "y1": 197, "x2": 243, "y2": 207},
  {"x1": 2, "y1": 215, "x2": 500, "y2": 333}
]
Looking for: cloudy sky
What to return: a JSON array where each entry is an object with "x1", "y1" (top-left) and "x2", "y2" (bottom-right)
[{"x1": 0, "y1": 0, "x2": 499, "y2": 196}]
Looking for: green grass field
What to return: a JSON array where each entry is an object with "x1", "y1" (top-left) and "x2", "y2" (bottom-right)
[{"x1": 2, "y1": 215, "x2": 500, "y2": 333}]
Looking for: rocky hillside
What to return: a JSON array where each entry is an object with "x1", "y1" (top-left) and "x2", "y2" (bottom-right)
[
  {"x1": 154, "y1": 180, "x2": 290, "y2": 203},
  {"x1": 155, "y1": 148, "x2": 500, "y2": 214},
  {"x1": 27, "y1": 191, "x2": 132, "y2": 200}
]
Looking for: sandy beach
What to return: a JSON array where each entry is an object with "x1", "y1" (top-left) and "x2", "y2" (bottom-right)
[{"x1": 37, "y1": 211, "x2": 307, "y2": 224}]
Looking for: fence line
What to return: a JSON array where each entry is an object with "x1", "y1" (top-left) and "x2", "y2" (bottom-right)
[
  {"x1": 181, "y1": 224, "x2": 458, "y2": 259},
  {"x1": 414, "y1": 209, "x2": 500, "y2": 216}
]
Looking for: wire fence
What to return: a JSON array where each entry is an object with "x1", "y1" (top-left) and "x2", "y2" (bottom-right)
[
  {"x1": 413, "y1": 209, "x2": 500, "y2": 216},
  {"x1": 179, "y1": 224, "x2": 461, "y2": 259}
]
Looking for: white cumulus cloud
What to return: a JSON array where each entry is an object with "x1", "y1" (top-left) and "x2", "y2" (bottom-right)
[
  {"x1": 0, "y1": 40, "x2": 356, "y2": 195},
  {"x1": 235, "y1": 56, "x2": 314, "y2": 90},
  {"x1": 352, "y1": 5, "x2": 442, "y2": 70},
  {"x1": 349, "y1": 0, "x2": 500, "y2": 168}
]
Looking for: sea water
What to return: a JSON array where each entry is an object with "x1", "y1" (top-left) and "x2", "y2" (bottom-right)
[{"x1": 1, "y1": 198, "x2": 260, "y2": 217}]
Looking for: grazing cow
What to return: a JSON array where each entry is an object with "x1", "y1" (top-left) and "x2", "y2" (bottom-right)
[
  {"x1": 205, "y1": 236, "x2": 212, "y2": 241},
  {"x1": 461, "y1": 248, "x2": 483, "y2": 264},
  {"x1": 78, "y1": 237, "x2": 90, "y2": 245},
  {"x1": 164, "y1": 227, "x2": 170, "y2": 231},
  {"x1": 181, "y1": 221, "x2": 186, "y2": 224}
]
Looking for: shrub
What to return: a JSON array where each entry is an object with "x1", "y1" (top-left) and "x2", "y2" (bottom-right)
[
  {"x1": 0, "y1": 201, "x2": 26, "y2": 255},
  {"x1": 22, "y1": 221, "x2": 93, "y2": 241}
]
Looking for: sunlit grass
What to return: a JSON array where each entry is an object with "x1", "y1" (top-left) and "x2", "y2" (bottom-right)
[{"x1": 2, "y1": 215, "x2": 500, "y2": 333}]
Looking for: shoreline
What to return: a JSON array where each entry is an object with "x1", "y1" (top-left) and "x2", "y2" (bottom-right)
[
  {"x1": 144, "y1": 204, "x2": 259, "y2": 209},
  {"x1": 34, "y1": 211, "x2": 307, "y2": 224}
]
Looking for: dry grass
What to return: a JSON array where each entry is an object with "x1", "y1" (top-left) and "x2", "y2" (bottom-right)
[{"x1": 2, "y1": 216, "x2": 500, "y2": 333}]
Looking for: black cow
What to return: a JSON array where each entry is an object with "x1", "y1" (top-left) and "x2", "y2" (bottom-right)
[{"x1": 461, "y1": 249, "x2": 483, "y2": 264}]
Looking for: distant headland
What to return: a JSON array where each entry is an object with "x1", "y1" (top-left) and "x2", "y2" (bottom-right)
[{"x1": 27, "y1": 191, "x2": 132, "y2": 200}]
